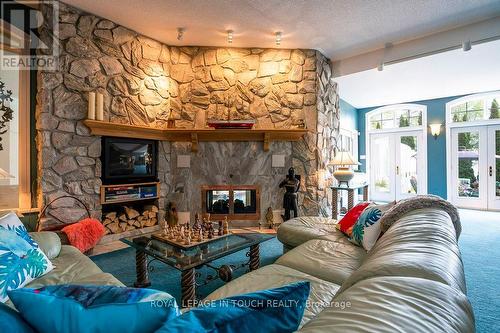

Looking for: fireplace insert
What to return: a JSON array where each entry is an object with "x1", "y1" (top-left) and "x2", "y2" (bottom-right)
[{"x1": 202, "y1": 185, "x2": 260, "y2": 220}]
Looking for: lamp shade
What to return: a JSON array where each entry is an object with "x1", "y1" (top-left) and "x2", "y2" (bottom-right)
[
  {"x1": 328, "y1": 151, "x2": 360, "y2": 166},
  {"x1": 0, "y1": 168, "x2": 14, "y2": 179}
]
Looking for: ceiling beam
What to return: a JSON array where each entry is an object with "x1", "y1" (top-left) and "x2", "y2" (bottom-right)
[{"x1": 332, "y1": 16, "x2": 500, "y2": 77}]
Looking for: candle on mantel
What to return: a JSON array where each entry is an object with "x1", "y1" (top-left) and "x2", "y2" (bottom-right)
[
  {"x1": 87, "y1": 92, "x2": 96, "y2": 120},
  {"x1": 96, "y1": 93, "x2": 104, "y2": 121}
]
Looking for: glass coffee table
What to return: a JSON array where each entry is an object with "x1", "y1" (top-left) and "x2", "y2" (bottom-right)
[{"x1": 121, "y1": 231, "x2": 274, "y2": 307}]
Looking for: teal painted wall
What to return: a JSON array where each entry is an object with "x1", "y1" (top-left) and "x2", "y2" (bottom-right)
[
  {"x1": 340, "y1": 99, "x2": 358, "y2": 131},
  {"x1": 357, "y1": 95, "x2": 467, "y2": 199}
]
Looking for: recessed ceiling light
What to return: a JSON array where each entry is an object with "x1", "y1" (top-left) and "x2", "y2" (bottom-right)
[
  {"x1": 177, "y1": 27, "x2": 185, "y2": 41},
  {"x1": 227, "y1": 30, "x2": 234, "y2": 44},
  {"x1": 275, "y1": 32, "x2": 282, "y2": 46}
]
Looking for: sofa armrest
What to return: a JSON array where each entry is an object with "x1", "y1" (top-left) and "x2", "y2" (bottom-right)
[{"x1": 29, "y1": 231, "x2": 62, "y2": 259}]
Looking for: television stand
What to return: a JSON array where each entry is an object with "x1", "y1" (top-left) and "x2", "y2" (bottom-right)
[{"x1": 100, "y1": 182, "x2": 160, "y2": 205}]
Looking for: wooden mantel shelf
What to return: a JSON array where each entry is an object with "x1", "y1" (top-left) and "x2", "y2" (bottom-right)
[{"x1": 83, "y1": 120, "x2": 308, "y2": 152}]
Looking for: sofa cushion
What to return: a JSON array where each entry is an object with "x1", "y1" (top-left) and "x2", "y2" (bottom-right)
[
  {"x1": 299, "y1": 276, "x2": 474, "y2": 333},
  {"x1": 204, "y1": 264, "x2": 340, "y2": 328},
  {"x1": 29, "y1": 232, "x2": 61, "y2": 260},
  {"x1": 277, "y1": 216, "x2": 341, "y2": 249},
  {"x1": 276, "y1": 239, "x2": 366, "y2": 285},
  {"x1": 338, "y1": 208, "x2": 467, "y2": 295}
]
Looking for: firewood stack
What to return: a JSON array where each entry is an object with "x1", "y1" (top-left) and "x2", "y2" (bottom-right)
[{"x1": 103, "y1": 205, "x2": 159, "y2": 234}]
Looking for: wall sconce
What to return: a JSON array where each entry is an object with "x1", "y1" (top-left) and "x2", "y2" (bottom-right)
[
  {"x1": 275, "y1": 32, "x2": 282, "y2": 46},
  {"x1": 429, "y1": 123, "x2": 442, "y2": 139},
  {"x1": 227, "y1": 30, "x2": 233, "y2": 44}
]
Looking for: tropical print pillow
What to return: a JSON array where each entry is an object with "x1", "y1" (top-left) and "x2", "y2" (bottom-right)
[
  {"x1": 0, "y1": 212, "x2": 53, "y2": 303},
  {"x1": 349, "y1": 202, "x2": 395, "y2": 250}
]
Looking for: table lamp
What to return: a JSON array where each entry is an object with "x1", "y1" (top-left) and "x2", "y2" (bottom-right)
[
  {"x1": 328, "y1": 151, "x2": 360, "y2": 186},
  {"x1": 0, "y1": 168, "x2": 14, "y2": 179}
]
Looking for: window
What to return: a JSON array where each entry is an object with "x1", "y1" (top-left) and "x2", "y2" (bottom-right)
[
  {"x1": 0, "y1": 24, "x2": 31, "y2": 210},
  {"x1": 369, "y1": 106, "x2": 423, "y2": 130},
  {"x1": 450, "y1": 93, "x2": 500, "y2": 123},
  {"x1": 338, "y1": 128, "x2": 358, "y2": 170}
]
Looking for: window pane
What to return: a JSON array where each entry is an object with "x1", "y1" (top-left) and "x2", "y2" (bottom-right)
[
  {"x1": 400, "y1": 136, "x2": 418, "y2": 194},
  {"x1": 457, "y1": 132, "x2": 479, "y2": 198},
  {"x1": 496, "y1": 131, "x2": 500, "y2": 198},
  {"x1": 372, "y1": 136, "x2": 391, "y2": 192},
  {"x1": 0, "y1": 55, "x2": 20, "y2": 209},
  {"x1": 489, "y1": 98, "x2": 500, "y2": 119}
]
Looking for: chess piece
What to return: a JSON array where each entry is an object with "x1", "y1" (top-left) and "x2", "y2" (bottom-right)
[
  {"x1": 266, "y1": 207, "x2": 274, "y2": 229},
  {"x1": 184, "y1": 231, "x2": 191, "y2": 245},
  {"x1": 194, "y1": 213, "x2": 201, "y2": 230},
  {"x1": 208, "y1": 224, "x2": 214, "y2": 239},
  {"x1": 223, "y1": 216, "x2": 229, "y2": 235},
  {"x1": 198, "y1": 229, "x2": 204, "y2": 241},
  {"x1": 218, "y1": 221, "x2": 223, "y2": 236}
]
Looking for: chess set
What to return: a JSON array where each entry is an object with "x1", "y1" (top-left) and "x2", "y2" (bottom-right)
[{"x1": 152, "y1": 213, "x2": 230, "y2": 250}]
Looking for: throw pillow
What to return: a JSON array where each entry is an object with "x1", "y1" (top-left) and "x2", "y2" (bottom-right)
[
  {"x1": 62, "y1": 218, "x2": 106, "y2": 253},
  {"x1": 0, "y1": 212, "x2": 54, "y2": 303},
  {"x1": 0, "y1": 302, "x2": 35, "y2": 333},
  {"x1": 349, "y1": 202, "x2": 396, "y2": 250},
  {"x1": 9, "y1": 285, "x2": 179, "y2": 333},
  {"x1": 155, "y1": 281, "x2": 310, "y2": 333},
  {"x1": 337, "y1": 202, "x2": 371, "y2": 236}
]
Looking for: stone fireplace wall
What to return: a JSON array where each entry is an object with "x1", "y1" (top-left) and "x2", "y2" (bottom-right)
[{"x1": 35, "y1": 2, "x2": 339, "y2": 229}]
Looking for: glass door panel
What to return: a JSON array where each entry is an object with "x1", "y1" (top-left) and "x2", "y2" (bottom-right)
[
  {"x1": 369, "y1": 134, "x2": 395, "y2": 202},
  {"x1": 488, "y1": 126, "x2": 500, "y2": 210},
  {"x1": 397, "y1": 134, "x2": 419, "y2": 198},
  {"x1": 450, "y1": 127, "x2": 487, "y2": 209}
]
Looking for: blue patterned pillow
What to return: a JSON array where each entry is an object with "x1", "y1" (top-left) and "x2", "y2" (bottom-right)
[
  {"x1": 0, "y1": 212, "x2": 53, "y2": 303},
  {"x1": 155, "y1": 281, "x2": 310, "y2": 333},
  {"x1": 349, "y1": 202, "x2": 395, "y2": 250},
  {"x1": 9, "y1": 285, "x2": 179, "y2": 333}
]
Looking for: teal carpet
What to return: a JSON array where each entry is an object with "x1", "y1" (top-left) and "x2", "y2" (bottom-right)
[{"x1": 92, "y1": 210, "x2": 500, "y2": 332}]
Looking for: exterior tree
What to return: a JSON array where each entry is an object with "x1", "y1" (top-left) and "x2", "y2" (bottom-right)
[
  {"x1": 490, "y1": 99, "x2": 499, "y2": 119},
  {"x1": 0, "y1": 79, "x2": 14, "y2": 151}
]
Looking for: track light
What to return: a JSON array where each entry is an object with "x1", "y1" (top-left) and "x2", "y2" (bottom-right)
[
  {"x1": 227, "y1": 30, "x2": 233, "y2": 44},
  {"x1": 275, "y1": 31, "x2": 282, "y2": 46},
  {"x1": 377, "y1": 63, "x2": 384, "y2": 71},
  {"x1": 462, "y1": 40, "x2": 472, "y2": 51},
  {"x1": 177, "y1": 27, "x2": 185, "y2": 41}
]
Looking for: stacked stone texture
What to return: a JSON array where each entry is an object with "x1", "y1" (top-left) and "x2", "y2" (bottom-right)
[{"x1": 35, "y1": 2, "x2": 338, "y2": 229}]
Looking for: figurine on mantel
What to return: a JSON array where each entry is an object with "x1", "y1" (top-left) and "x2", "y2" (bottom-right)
[
  {"x1": 265, "y1": 207, "x2": 274, "y2": 229},
  {"x1": 165, "y1": 202, "x2": 178, "y2": 227},
  {"x1": 279, "y1": 167, "x2": 301, "y2": 221}
]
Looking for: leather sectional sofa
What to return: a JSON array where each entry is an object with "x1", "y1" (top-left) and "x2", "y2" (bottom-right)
[{"x1": 206, "y1": 208, "x2": 475, "y2": 332}]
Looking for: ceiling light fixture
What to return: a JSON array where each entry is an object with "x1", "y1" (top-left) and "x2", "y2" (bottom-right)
[
  {"x1": 462, "y1": 40, "x2": 472, "y2": 51},
  {"x1": 227, "y1": 30, "x2": 234, "y2": 44},
  {"x1": 177, "y1": 27, "x2": 185, "y2": 41},
  {"x1": 275, "y1": 32, "x2": 282, "y2": 46}
]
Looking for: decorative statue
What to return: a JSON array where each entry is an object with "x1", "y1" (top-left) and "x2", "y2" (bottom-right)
[
  {"x1": 165, "y1": 202, "x2": 178, "y2": 227},
  {"x1": 265, "y1": 207, "x2": 274, "y2": 229},
  {"x1": 279, "y1": 167, "x2": 301, "y2": 221}
]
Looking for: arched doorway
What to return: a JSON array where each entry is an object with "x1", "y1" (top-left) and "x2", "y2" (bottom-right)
[
  {"x1": 446, "y1": 91, "x2": 500, "y2": 210},
  {"x1": 366, "y1": 104, "x2": 428, "y2": 201}
]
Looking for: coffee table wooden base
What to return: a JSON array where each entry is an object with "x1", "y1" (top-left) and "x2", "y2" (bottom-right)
[
  {"x1": 181, "y1": 268, "x2": 196, "y2": 308},
  {"x1": 134, "y1": 249, "x2": 151, "y2": 288}
]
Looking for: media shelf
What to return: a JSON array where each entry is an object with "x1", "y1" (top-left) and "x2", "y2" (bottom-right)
[{"x1": 100, "y1": 182, "x2": 160, "y2": 205}]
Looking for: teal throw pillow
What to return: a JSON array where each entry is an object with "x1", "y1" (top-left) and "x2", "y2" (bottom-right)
[
  {"x1": 349, "y1": 202, "x2": 395, "y2": 250},
  {"x1": 155, "y1": 281, "x2": 310, "y2": 333},
  {"x1": 0, "y1": 302, "x2": 35, "y2": 333},
  {"x1": 0, "y1": 212, "x2": 54, "y2": 303},
  {"x1": 9, "y1": 285, "x2": 179, "y2": 333}
]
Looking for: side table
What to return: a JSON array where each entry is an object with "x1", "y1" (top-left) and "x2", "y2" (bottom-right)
[{"x1": 331, "y1": 184, "x2": 369, "y2": 218}]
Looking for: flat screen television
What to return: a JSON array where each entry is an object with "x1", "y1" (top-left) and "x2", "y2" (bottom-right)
[{"x1": 101, "y1": 137, "x2": 158, "y2": 184}]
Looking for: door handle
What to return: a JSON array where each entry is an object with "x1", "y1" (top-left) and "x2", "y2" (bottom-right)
[
  {"x1": 490, "y1": 166, "x2": 493, "y2": 177},
  {"x1": 396, "y1": 166, "x2": 399, "y2": 175}
]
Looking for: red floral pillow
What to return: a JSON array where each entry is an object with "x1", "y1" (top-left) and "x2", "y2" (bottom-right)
[{"x1": 337, "y1": 202, "x2": 371, "y2": 235}]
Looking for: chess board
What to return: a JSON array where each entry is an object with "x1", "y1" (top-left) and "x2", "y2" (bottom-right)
[{"x1": 152, "y1": 232, "x2": 232, "y2": 250}]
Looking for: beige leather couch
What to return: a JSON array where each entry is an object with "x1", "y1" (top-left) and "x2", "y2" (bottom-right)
[
  {"x1": 5, "y1": 231, "x2": 123, "y2": 308},
  {"x1": 206, "y1": 208, "x2": 475, "y2": 332}
]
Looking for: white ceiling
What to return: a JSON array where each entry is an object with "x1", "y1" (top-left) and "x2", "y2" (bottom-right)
[
  {"x1": 64, "y1": 0, "x2": 500, "y2": 60},
  {"x1": 334, "y1": 39, "x2": 500, "y2": 108}
]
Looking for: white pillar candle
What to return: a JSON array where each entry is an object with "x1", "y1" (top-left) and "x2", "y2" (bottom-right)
[
  {"x1": 96, "y1": 93, "x2": 104, "y2": 121},
  {"x1": 87, "y1": 92, "x2": 96, "y2": 120}
]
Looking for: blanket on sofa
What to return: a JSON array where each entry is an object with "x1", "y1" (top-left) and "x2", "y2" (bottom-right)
[{"x1": 379, "y1": 195, "x2": 461, "y2": 239}]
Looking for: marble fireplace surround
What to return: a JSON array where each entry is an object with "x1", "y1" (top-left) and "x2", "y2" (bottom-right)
[{"x1": 35, "y1": 2, "x2": 340, "y2": 230}]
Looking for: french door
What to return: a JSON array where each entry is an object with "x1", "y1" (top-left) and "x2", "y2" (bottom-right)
[
  {"x1": 369, "y1": 131, "x2": 426, "y2": 202},
  {"x1": 450, "y1": 125, "x2": 500, "y2": 210}
]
